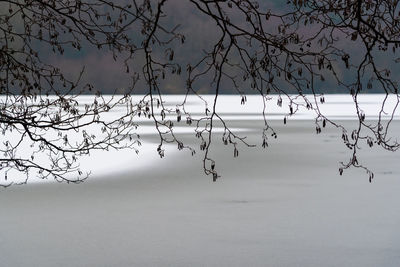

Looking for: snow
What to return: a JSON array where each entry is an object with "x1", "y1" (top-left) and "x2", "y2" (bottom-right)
[{"x1": 1, "y1": 94, "x2": 399, "y2": 183}]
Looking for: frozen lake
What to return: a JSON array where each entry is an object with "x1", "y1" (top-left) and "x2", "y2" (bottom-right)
[
  {"x1": 1, "y1": 94, "x2": 400, "y2": 266},
  {"x1": 64, "y1": 94, "x2": 400, "y2": 181}
]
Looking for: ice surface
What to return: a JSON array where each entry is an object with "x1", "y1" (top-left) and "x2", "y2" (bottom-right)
[
  {"x1": 1, "y1": 95, "x2": 400, "y2": 266},
  {"x1": 2, "y1": 94, "x2": 398, "y2": 184}
]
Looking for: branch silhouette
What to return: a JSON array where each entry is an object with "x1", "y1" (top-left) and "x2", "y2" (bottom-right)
[{"x1": 1, "y1": 0, "x2": 399, "y2": 186}]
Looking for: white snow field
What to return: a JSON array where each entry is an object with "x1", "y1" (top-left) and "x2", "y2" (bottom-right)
[{"x1": 1, "y1": 94, "x2": 400, "y2": 266}]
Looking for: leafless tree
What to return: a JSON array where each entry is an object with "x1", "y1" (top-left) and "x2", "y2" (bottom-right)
[{"x1": 1, "y1": 0, "x2": 399, "y2": 186}]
